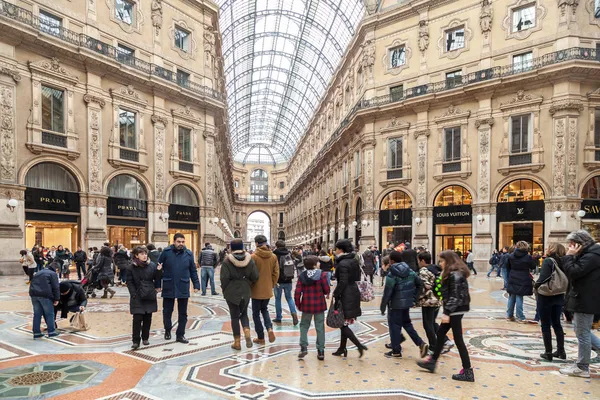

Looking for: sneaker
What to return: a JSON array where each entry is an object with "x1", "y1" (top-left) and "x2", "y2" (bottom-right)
[
  {"x1": 384, "y1": 351, "x2": 402, "y2": 358},
  {"x1": 528, "y1": 320, "x2": 539, "y2": 325},
  {"x1": 417, "y1": 356, "x2": 436, "y2": 372},
  {"x1": 506, "y1": 316, "x2": 516, "y2": 322},
  {"x1": 516, "y1": 319, "x2": 528, "y2": 324},
  {"x1": 298, "y1": 346, "x2": 308, "y2": 359},
  {"x1": 33, "y1": 333, "x2": 44, "y2": 339},
  {"x1": 272, "y1": 319, "x2": 282, "y2": 324},
  {"x1": 452, "y1": 368, "x2": 475, "y2": 382},
  {"x1": 419, "y1": 343, "x2": 429, "y2": 358},
  {"x1": 559, "y1": 365, "x2": 590, "y2": 378},
  {"x1": 441, "y1": 340, "x2": 454, "y2": 355},
  {"x1": 46, "y1": 332, "x2": 60, "y2": 338}
]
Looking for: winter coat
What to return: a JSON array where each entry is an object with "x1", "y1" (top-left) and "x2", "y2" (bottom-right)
[
  {"x1": 380, "y1": 262, "x2": 422, "y2": 313},
  {"x1": 274, "y1": 247, "x2": 293, "y2": 284},
  {"x1": 198, "y1": 246, "x2": 218, "y2": 267},
  {"x1": 113, "y1": 249, "x2": 131, "y2": 271},
  {"x1": 221, "y1": 252, "x2": 259, "y2": 305},
  {"x1": 498, "y1": 252, "x2": 509, "y2": 269},
  {"x1": 57, "y1": 281, "x2": 87, "y2": 318},
  {"x1": 506, "y1": 248, "x2": 536, "y2": 296},
  {"x1": 318, "y1": 256, "x2": 333, "y2": 273},
  {"x1": 158, "y1": 245, "x2": 200, "y2": 298},
  {"x1": 251, "y1": 246, "x2": 279, "y2": 299},
  {"x1": 73, "y1": 250, "x2": 87, "y2": 263},
  {"x1": 148, "y1": 249, "x2": 160, "y2": 265},
  {"x1": 29, "y1": 269, "x2": 59, "y2": 301},
  {"x1": 94, "y1": 254, "x2": 114, "y2": 282},
  {"x1": 55, "y1": 250, "x2": 68, "y2": 262},
  {"x1": 440, "y1": 271, "x2": 470, "y2": 315},
  {"x1": 489, "y1": 253, "x2": 500, "y2": 265},
  {"x1": 417, "y1": 266, "x2": 441, "y2": 308},
  {"x1": 333, "y1": 253, "x2": 362, "y2": 319},
  {"x1": 400, "y1": 248, "x2": 419, "y2": 272},
  {"x1": 562, "y1": 243, "x2": 600, "y2": 315},
  {"x1": 295, "y1": 269, "x2": 330, "y2": 314},
  {"x1": 127, "y1": 260, "x2": 161, "y2": 314},
  {"x1": 362, "y1": 250, "x2": 375, "y2": 274}
]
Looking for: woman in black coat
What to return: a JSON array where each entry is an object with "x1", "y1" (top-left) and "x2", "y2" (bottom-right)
[
  {"x1": 127, "y1": 246, "x2": 161, "y2": 350},
  {"x1": 94, "y1": 246, "x2": 115, "y2": 299},
  {"x1": 332, "y1": 239, "x2": 367, "y2": 358},
  {"x1": 506, "y1": 241, "x2": 536, "y2": 323}
]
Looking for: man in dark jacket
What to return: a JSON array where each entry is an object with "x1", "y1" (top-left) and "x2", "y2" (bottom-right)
[
  {"x1": 362, "y1": 246, "x2": 375, "y2": 283},
  {"x1": 506, "y1": 241, "x2": 535, "y2": 323},
  {"x1": 199, "y1": 243, "x2": 219, "y2": 296},
  {"x1": 29, "y1": 264, "x2": 60, "y2": 338},
  {"x1": 560, "y1": 230, "x2": 600, "y2": 378},
  {"x1": 113, "y1": 246, "x2": 131, "y2": 286},
  {"x1": 56, "y1": 281, "x2": 87, "y2": 320},
  {"x1": 380, "y1": 251, "x2": 427, "y2": 358},
  {"x1": 146, "y1": 243, "x2": 161, "y2": 264},
  {"x1": 399, "y1": 243, "x2": 419, "y2": 272},
  {"x1": 73, "y1": 246, "x2": 87, "y2": 280},
  {"x1": 273, "y1": 241, "x2": 298, "y2": 325},
  {"x1": 498, "y1": 247, "x2": 510, "y2": 289},
  {"x1": 158, "y1": 233, "x2": 200, "y2": 343}
]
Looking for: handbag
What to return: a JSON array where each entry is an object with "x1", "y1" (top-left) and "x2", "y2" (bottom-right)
[
  {"x1": 70, "y1": 311, "x2": 90, "y2": 331},
  {"x1": 326, "y1": 298, "x2": 345, "y2": 328},
  {"x1": 357, "y1": 271, "x2": 375, "y2": 302},
  {"x1": 137, "y1": 280, "x2": 158, "y2": 301},
  {"x1": 536, "y1": 258, "x2": 569, "y2": 296}
]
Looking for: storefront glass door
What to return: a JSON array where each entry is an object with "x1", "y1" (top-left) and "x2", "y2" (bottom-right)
[{"x1": 434, "y1": 224, "x2": 472, "y2": 259}]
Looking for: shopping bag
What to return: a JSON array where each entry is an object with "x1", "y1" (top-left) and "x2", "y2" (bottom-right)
[
  {"x1": 357, "y1": 271, "x2": 375, "y2": 302},
  {"x1": 70, "y1": 311, "x2": 90, "y2": 331}
]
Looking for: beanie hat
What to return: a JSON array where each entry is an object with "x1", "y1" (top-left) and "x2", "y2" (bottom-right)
[
  {"x1": 59, "y1": 281, "x2": 71, "y2": 293},
  {"x1": 230, "y1": 239, "x2": 244, "y2": 252}
]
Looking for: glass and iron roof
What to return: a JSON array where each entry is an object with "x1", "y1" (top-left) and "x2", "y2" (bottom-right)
[{"x1": 216, "y1": 0, "x2": 365, "y2": 164}]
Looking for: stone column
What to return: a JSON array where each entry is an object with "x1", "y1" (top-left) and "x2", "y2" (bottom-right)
[
  {"x1": 360, "y1": 140, "x2": 376, "y2": 246},
  {"x1": 413, "y1": 128, "x2": 430, "y2": 248},
  {"x1": 473, "y1": 115, "x2": 494, "y2": 269}
]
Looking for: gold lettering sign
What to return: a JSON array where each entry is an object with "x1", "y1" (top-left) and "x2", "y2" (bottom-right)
[
  {"x1": 117, "y1": 205, "x2": 137, "y2": 211},
  {"x1": 40, "y1": 197, "x2": 66, "y2": 204},
  {"x1": 584, "y1": 205, "x2": 600, "y2": 215},
  {"x1": 176, "y1": 211, "x2": 192, "y2": 216}
]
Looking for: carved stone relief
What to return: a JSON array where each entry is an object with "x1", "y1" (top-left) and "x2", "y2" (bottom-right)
[
  {"x1": 88, "y1": 109, "x2": 102, "y2": 193},
  {"x1": 151, "y1": 0, "x2": 163, "y2": 36},
  {"x1": 155, "y1": 122, "x2": 165, "y2": 200},
  {"x1": 553, "y1": 118, "x2": 566, "y2": 197},
  {"x1": 567, "y1": 117, "x2": 578, "y2": 197},
  {"x1": 0, "y1": 83, "x2": 16, "y2": 181},
  {"x1": 0, "y1": 62, "x2": 21, "y2": 83},
  {"x1": 480, "y1": 0, "x2": 493, "y2": 37},
  {"x1": 478, "y1": 126, "x2": 491, "y2": 203},
  {"x1": 417, "y1": 139, "x2": 427, "y2": 207},
  {"x1": 418, "y1": 20, "x2": 429, "y2": 53},
  {"x1": 365, "y1": 149, "x2": 373, "y2": 208},
  {"x1": 361, "y1": 40, "x2": 375, "y2": 77}
]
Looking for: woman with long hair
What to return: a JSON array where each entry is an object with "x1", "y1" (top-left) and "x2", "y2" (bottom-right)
[
  {"x1": 417, "y1": 250, "x2": 473, "y2": 382},
  {"x1": 506, "y1": 241, "x2": 536, "y2": 323},
  {"x1": 535, "y1": 243, "x2": 566, "y2": 361}
]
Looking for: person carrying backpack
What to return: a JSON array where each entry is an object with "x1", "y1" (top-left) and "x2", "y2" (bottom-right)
[{"x1": 273, "y1": 240, "x2": 298, "y2": 326}]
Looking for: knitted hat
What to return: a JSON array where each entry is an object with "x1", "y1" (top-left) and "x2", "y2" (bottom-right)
[
  {"x1": 230, "y1": 239, "x2": 244, "y2": 252},
  {"x1": 59, "y1": 281, "x2": 71, "y2": 294}
]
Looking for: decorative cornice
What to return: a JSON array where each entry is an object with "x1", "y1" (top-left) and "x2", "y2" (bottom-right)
[
  {"x1": 0, "y1": 62, "x2": 21, "y2": 83},
  {"x1": 434, "y1": 105, "x2": 471, "y2": 124},
  {"x1": 413, "y1": 128, "x2": 430, "y2": 139},
  {"x1": 475, "y1": 117, "x2": 495, "y2": 128},
  {"x1": 172, "y1": 105, "x2": 201, "y2": 124},
  {"x1": 500, "y1": 90, "x2": 543, "y2": 110},
  {"x1": 381, "y1": 117, "x2": 410, "y2": 132},
  {"x1": 110, "y1": 85, "x2": 148, "y2": 107},
  {"x1": 151, "y1": 114, "x2": 169, "y2": 126},
  {"x1": 28, "y1": 57, "x2": 79, "y2": 85},
  {"x1": 83, "y1": 94, "x2": 106, "y2": 108},
  {"x1": 549, "y1": 101, "x2": 583, "y2": 115},
  {"x1": 203, "y1": 128, "x2": 217, "y2": 139}
]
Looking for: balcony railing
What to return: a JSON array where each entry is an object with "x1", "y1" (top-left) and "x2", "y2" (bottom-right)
[
  {"x1": 509, "y1": 153, "x2": 532, "y2": 166},
  {"x1": 386, "y1": 169, "x2": 403, "y2": 180},
  {"x1": 0, "y1": 0, "x2": 225, "y2": 101},
  {"x1": 236, "y1": 195, "x2": 286, "y2": 203},
  {"x1": 42, "y1": 131, "x2": 67, "y2": 148},
  {"x1": 442, "y1": 161, "x2": 461, "y2": 173},
  {"x1": 120, "y1": 148, "x2": 139, "y2": 162},
  {"x1": 178, "y1": 161, "x2": 194, "y2": 173}
]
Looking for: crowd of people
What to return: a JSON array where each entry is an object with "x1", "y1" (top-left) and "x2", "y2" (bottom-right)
[{"x1": 24, "y1": 228, "x2": 600, "y2": 383}]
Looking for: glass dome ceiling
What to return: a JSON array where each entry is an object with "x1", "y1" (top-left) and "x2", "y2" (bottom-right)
[{"x1": 216, "y1": 0, "x2": 365, "y2": 165}]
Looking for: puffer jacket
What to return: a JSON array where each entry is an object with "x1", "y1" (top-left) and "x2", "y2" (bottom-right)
[
  {"x1": 94, "y1": 254, "x2": 114, "y2": 282},
  {"x1": 57, "y1": 281, "x2": 87, "y2": 318},
  {"x1": 362, "y1": 250, "x2": 375, "y2": 275},
  {"x1": 562, "y1": 242, "x2": 600, "y2": 315},
  {"x1": 506, "y1": 248, "x2": 535, "y2": 296},
  {"x1": 113, "y1": 249, "x2": 131, "y2": 271},
  {"x1": 417, "y1": 266, "x2": 441, "y2": 308},
  {"x1": 199, "y1": 246, "x2": 218, "y2": 267},
  {"x1": 221, "y1": 251, "x2": 259, "y2": 305},
  {"x1": 251, "y1": 246, "x2": 279, "y2": 299},
  {"x1": 127, "y1": 259, "x2": 161, "y2": 314},
  {"x1": 333, "y1": 253, "x2": 362, "y2": 319},
  {"x1": 318, "y1": 256, "x2": 333, "y2": 273},
  {"x1": 439, "y1": 271, "x2": 470, "y2": 315},
  {"x1": 29, "y1": 268, "x2": 59, "y2": 300},
  {"x1": 380, "y1": 262, "x2": 422, "y2": 313}
]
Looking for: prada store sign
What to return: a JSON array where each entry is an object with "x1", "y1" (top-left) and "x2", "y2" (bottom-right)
[
  {"x1": 582, "y1": 200, "x2": 600, "y2": 219},
  {"x1": 25, "y1": 188, "x2": 80, "y2": 213},
  {"x1": 108, "y1": 197, "x2": 147, "y2": 219},
  {"x1": 169, "y1": 204, "x2": 199, "y2": 222}
]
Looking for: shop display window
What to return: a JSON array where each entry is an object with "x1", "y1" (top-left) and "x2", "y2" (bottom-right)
[{"x1": 498, "y1": 179, "x2": 544, "y2": 202}]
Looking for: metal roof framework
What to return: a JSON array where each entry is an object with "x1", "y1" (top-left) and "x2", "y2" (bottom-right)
[{"x1": 217, "y1": 0, "x2": 364, "y2": 164}]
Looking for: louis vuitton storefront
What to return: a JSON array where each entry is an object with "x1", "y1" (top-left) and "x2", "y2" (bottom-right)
[
  {"x1": 107, "y1": 175, "x2": 148, "y2": 249},
  {"x1": 379, "y1": 190, "x2": 412, "y2": 248},
  {"x1": 24, "y1": 163, "x2": 80, "y2": 250}
]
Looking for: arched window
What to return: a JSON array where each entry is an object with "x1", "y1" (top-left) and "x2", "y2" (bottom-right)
[
  {"x1": 381, "y1": 190, "x2": 412, "y2": 210},
  {"x1": 497, "y1": 179, "x2": 544, "y2": 203},
  {"x1": 169, "y1": 184, "x2": 198, "y2": 206},
  {"x1": 434, "y1": 185, "x2": 472, "y2": 207},
  {"x1": 234, "y1": 230, "x2": 241, "y2": 238},
  {"x1": 107, "y1": 175, "x2": 146, "y2": 200},
  {"x1": 581, "y1": 176, "x2": 600, "y2": 199},
  {"x1": 250, "y1": 169, "x2": 268, "y2": 201},
  {"x1": 278, "y1": 231, "x2": 285, "y2": 240},
  {"x1": 25, "y1": 163, "x2": 78, "y2": 192}
]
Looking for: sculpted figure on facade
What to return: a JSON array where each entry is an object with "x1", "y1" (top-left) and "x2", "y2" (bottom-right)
[
  {"x1": 480, "y1": 0, "x2": 493, "y2": 36},
  {"x1": 0, "y1": 84, "x2": 15, "y2": 181},
  {"x1": 418, "y1": 20, "x2": 429, "y2": 53},
  {"x1": 151, "y1": 0, "x2": 163, "y2": 36},
  {"x1": 204, "y1": 27, "x2": 216, "y2": 69},
  {"x1": 361, "y1": 40, "x2": 375, "y2": 76}
]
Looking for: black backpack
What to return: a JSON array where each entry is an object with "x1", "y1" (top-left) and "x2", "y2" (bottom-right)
[{"x1": 279, "y1": 254, "x2": 295, "y2": 280}]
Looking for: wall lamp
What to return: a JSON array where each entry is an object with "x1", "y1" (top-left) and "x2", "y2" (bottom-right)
[
  {"x1": 554, "y1": 210, "x2": 562, "y2": 222},
  {"x1": 352, "y1": 220, "x2": 358, "y2": 227},
  {"x1": 159, "y1": 212, "x2": 170, "y2": 222},
  {"x1": 340, "y1": 224, "x2": 346, "y2": 230},
  {"x1": 94, "y1": 207, "x2": 105, "y2": 218},
  {"x1": 6, "y1": 198, "x2": 18, "y2": 212},
  {"x1": 361, "y1": 219, "x2": 370, "y2": 227},
  {"x1": 210, "y1": 217, "x2": 219, "y2": 224},
  {"x1": 476, "y1": 214, "x2": 485, "y2": 225},
  {"x1": 330, "y1": 227, "x2": 335, "y2": 233},
  {"x1": 572, "y1": 210, "x2": 586, "y2": 219},
  {"x1": 415, "y1": 217, "x2": 422, "y2": 226}
]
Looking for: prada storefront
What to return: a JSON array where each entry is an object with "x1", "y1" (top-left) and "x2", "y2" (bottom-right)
[
  {"x1": 580, "y1": 175, "x2": 600, "y2": 241},
  {"x1": 432, "y1": 185, "x2": 473, "y2": 260},
  {"x1": 168, "y1": 184, "x2": 200, "y2": 259},
  {"x1": 379, "y1": 190, "x2": 412, "y2": 248},
  {"x1": 107, "y1": 175, "x2": 147, "y2": 249},
  {"x1": 25, "y1": 163, "x2": 80, "y2": 250},
  {"x1": 496, "y1": 179, "x2": 545, "y2": 252}
]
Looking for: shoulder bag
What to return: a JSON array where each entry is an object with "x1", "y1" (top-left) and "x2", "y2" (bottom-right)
[
  {"x1": 326, "y1": 298, "x2": 345, "y2": 328},
  {"x1": 357, "y1": 270, "x2": 375, "y2": 302},
  {"x1": 536, "y1": 258, "x2": 568, "y2": 296}
]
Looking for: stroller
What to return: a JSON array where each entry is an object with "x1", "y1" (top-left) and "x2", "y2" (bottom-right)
[{"x1": 81, "y1": 267, "x2": 101, "y2": 298}]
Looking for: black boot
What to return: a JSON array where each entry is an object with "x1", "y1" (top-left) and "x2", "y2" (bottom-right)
[
  {"x1": 452, "y1": 368, "x2": 475, "y2": 382},
  {"x1": 540, "y1": 331, "x2": 553, "y2": 361},
  {"x1": 553, "y1": 329, "x2": 566, "y2": 360},
  {"x1": 298, "y1": 346, "x2": 308, "y2": 359}
]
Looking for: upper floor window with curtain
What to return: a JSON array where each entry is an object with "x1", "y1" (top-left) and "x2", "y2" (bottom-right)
[
  {"x1": 39, "y1": 11, "x2": 61, "y2": 36},
  {"x1": 178, "y1": 127, "x2": 191, "y2": 161},
  {"x1": 510, "y1": 114, "x2": 531, "y2": 154},
  {"x1": 388, "y1": 138, "x2": 402, "y2": 169},
  {"x1": 512, "y1": 4, "x2": 535, "y2": 32},
  {"x1": 115, "y1": 0, "x2": 134, "y2": 25},
  {"x1": 343, "y1": 161, "x2": 348, "y2": 185},
  {"x1": 175, "y1": 26, "x2": 190, "y2": 52},
  {"x1": 513, "y1": 51, "x2": 533, "y2": 73},
  {"x1": 119, "y1": 109, "x2": 136, "y2": 149},
  {"x1": 117, "y1": 44, "x2": 135, "y2": 65},
  {"x1": 596, "y1": 0, "x2": 600, "y2": 18},
  {"x1": 389, "y1": 46, "x2": 406, "y2": 68},
  {"x1": 41, "y1": 85, "x2": 64, "y2": 133},
  {"x1": 444, "y1": 127, "x2": 461, "y2": 162},
  {"x1": 445, "y1": 26, "x2": 465, "y2": 52}
]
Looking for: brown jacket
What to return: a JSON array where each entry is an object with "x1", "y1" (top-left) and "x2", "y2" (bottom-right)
[{"x1": 251, "y1": 246, "x2": 279, "y2": 299}]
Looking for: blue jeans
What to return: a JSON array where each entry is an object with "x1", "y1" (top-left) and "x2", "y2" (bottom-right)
[
  {"x1": 389, "y1": 308, "x2": 424, "y2": 353},
  {"x1": 274, "y1": 283, "x2": 297, "y2": 320},
  {"x1": 31, "y1": 297, "x2": 55, "y2": 336},
  {"x1": 200, "y1": 266, "x2": 216, "y2": 294},
  {"x1": 501, "y1": 267, "x2": 509, "y2": 289},
  {"x1": 573, "y1": 313, "x2": 600, "y2": 370},
  {"x1": 252, "y1": 298, "x2": 272, "y2": 340},
  {"x1": 487, "y1": 264, "x2": 499, "y2": 277},
  {"x1": 507, "y1": 293, "x2": 525, "y2": 321}
]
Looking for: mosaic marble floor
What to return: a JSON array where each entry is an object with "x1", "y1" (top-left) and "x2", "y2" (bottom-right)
[{"x1": 0, "y1": 272, "x2": 599, "y2": 399}]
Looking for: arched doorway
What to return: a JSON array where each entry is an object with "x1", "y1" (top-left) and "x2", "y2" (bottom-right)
[
  {"x1": 168, "y1": 184, "x2": 200, "y2": 259},
  {"x1": 496, "y1": 179, "x2": 545, "y2": 252},
  {"x1": 433, "y1": 185, "x2": 473, "y2": 260},
  {"x1": 379, "y1": 190, "x2": 412, "y2": 250},
  {"x1": 250, "y1": 169, "x2": 268, "y2": 202},
  {"x1": 107, "y1": 174, "x2": 148, "y2": 249},
  {"x1": 581, "y1": 175, "x2": 600, "y2": 240},
  {"x1": 247, "y1": 211, "x2": 271, "y2": 250},
  {"x1": 355, "y1": 198, "x2": 362, "y2": 248},
  {"x1": 24, "y1": 162, "x2": 80, "y2": 251},
  {"x1": 343, "y1": 203, "x2": 349, "y2": 240}
]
